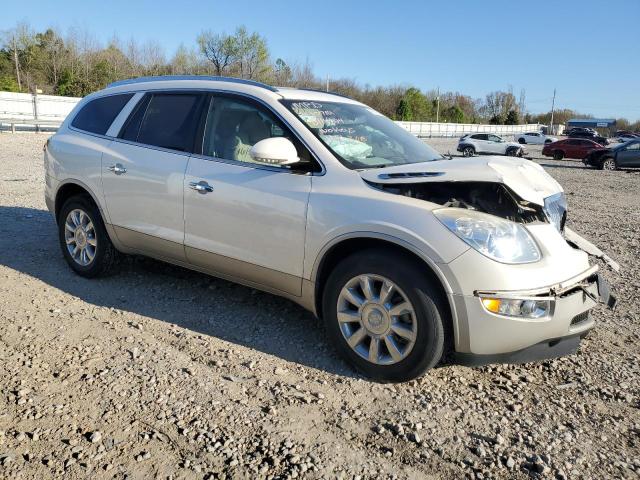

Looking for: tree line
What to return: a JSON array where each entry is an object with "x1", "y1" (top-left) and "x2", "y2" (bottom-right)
[{"x1": 1, "y1": 22, "x2": 638, "y2": 130}]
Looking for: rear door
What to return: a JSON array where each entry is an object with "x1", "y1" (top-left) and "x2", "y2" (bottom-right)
[
  {"x1": 472, "y1": 134, "x2": 489, "y2": 153},
  {"x1": 101, "y1": 91, "x2": 206, "y2": 261}
]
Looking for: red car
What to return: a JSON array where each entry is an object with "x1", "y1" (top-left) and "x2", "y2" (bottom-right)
[{"x1": 542, "y1": 138, "x2": 605, "y2": 160}]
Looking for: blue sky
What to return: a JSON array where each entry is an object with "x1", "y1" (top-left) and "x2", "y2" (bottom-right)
[{"x1": 3, "y1": 0, "x2": 639, "y2": 120}]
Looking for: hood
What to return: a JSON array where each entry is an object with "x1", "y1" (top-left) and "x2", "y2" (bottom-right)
[{"x1": 359, "y1": 156, "x2": 563, "y2": 206}]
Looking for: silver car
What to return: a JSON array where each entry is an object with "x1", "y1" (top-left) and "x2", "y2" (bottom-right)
[{"x1": 44, "y1": 76, "x2": 617, "y2": 382}]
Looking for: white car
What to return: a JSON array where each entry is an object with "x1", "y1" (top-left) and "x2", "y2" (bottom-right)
[
  {"x1": 457, "y1": 133, "x2": 525, "y2": 157},
  {"x1": 515, "y1": 132, "x2": 557, "y2": 145},
  {"x1": 44, "y1": 76, "x2": 617, "y2": 382}
]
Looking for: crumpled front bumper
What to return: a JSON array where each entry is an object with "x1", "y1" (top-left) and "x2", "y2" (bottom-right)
[{"x1": 453, "y1": 269, "x2": 615, "y2": 366}]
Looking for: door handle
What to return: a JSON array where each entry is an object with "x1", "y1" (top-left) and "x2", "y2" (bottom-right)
[
  {"x1": 108, "y1": 163, "x2": 127, "y2": 175},
  {"x1": 189, "y1": 180, "x2": 214, "y2": 194}
]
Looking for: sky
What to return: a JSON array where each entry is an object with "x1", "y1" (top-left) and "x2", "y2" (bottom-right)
[{"x1": 3, "y1": 0, "x2": 639, "y2": 121}]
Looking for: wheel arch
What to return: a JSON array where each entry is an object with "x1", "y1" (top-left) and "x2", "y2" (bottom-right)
[
  {"x1": 311, "y1": 234, "x2": 457, "y2": 344},
  {"x1": 54, "y1": 180, "x2": 106, "y2": 224}
]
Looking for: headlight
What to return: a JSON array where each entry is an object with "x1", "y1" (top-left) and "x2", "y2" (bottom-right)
[
  {"x1": 543, "y1": 192, "x2": 567, "y2": 232},
  {"x1": 480, "y1": 297, "x2": 551, "y2": 319},
  {"x1": 434, "y1": 208, "x2": 541, "y2": 264}
]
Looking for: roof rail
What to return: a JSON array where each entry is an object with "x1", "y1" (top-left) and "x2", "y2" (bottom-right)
[
  {"x1": 293, "y1": 87, "x2": 354, "y2": 100},
  {"x1": 107, "y1": 75, "x2": 279, "y2": 92}
]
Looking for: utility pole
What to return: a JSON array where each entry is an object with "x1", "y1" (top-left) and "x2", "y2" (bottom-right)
[
  {"x1": 326, "y1": 74, "x2": 329, "y2": 92},
  {"x1": 436, "y1": 87, "x2": 440, "y2": 123},
  {"x1": 549, "y1": 88, "x2": 556, "y2": 134},
  {"x1": 12, "y1": 35, "x2": 22, "y2": 91}
]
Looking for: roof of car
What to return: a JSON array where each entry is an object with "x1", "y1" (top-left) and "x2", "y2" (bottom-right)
[{"x1": 104, "y1": 75, "x2": 360, "y2": 104}]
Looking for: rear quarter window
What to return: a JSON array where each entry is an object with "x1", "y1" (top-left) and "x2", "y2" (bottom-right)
[{"x1": 71, "y1": 93, "x2": 134, "y2": 135}]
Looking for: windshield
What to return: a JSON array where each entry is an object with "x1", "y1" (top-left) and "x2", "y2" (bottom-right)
[{"x1": 282, "y1": 100, "x2": 443, "y2": 169}]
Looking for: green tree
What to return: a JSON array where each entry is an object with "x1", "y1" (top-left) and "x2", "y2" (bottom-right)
[
  {"x1": 505, "y1": 109, "x2": 519, "y2": 125},
  {"x1": 442, "y1": 105, "x2": 464, "y2": 123},
  {"x1": 397, "y1": 88, "x2": 432, "y2": 121}
]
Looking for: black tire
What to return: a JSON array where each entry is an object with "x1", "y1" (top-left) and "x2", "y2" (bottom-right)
[
  {"x1": 322, "y1": 249, "x2": 447, "y2": 382},
  {"x1": 518, "y1": 138, "x2": 526, "y2": 144},
  {"x1": 553, "y1": 150, "x2": 564, "y2": 160},
  {"x1": 462, "y1": 146, "x2": 475, "y2": 157},
  {"x1": 506, "y1": 147, "x2": 523, "y2": 157},
  {"x1": 58, "y1": 194, "x2": 119, "y2": 278},
  {"x1": 544, "y1": 139, "x2": 552, "y2": 144},
  {"x1": 600, "y1": 157, "x2": 617, "y2": 171}
]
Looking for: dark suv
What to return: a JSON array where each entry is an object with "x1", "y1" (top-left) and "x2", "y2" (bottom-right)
[{"x1": 568, "y1": 130, "x2": 609, "y2": 146}]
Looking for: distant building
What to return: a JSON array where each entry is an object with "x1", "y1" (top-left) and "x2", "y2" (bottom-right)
[{"x1": 567, "y1": 118, "x2": 616, "y2": 128}]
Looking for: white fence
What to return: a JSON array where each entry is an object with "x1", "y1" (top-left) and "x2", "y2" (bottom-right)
[
  {"x1": 0, "y1": 91, "x2": 542, "y2": 138},
  {"x1": 396, "y1": 121, "x2": 542, "y2": 138},
  {"x1": 0, "y1": 91, "x2": 80, "y2": 131}
]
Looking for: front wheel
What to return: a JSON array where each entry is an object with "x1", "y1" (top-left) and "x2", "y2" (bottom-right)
[
  {"x1": 518, "y1": 138, "x2": 526, "y2": 144},
  {"x1": 322, "y1": 249, "x2": 447, "y2": 382},
  {"x1": 58, "y1": 194, "x2": 119, "y2": 277},
  {"x1": 601, "y1": 157, "x2": 617, "y2": 171}
]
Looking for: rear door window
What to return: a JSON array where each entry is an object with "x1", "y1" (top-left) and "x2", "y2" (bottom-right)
[
  {"x1": 131, "y1": 93, "x2": 205, "y2": 152},
  {"x1": 71, "y1": 93, "x2": 134, "y2": 135},
  {"x1": 471, "y1": 134, "x2": 488, "y2": 140}
]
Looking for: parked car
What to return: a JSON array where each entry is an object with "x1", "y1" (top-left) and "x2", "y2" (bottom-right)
[
  {"x1": 584, "y1": 139, "x2": 640, "y2": 170},
  {"x1": 44, "y1": 76, "x2": 616, "y2": 382},
  {"x1": 542, "y1": 138, "x2": 606, "y2": 160},
  {"x1": 457, "y1": 133, "x2": 525, "y2": 157},
  {"x1": 565, "y1": 127, "x2": 597, "y2": 136},
  {"x1": 614, "y1": 130, "x2": 638, "y2": 138},
  {"x1": 515, "y1": 132, "x2": 557, "y2": 144},
  {"x1": 568, "y1": 130, "x2": 609, "y2": 145},
  {"x1": 615, "y1": 134, "x2": 639, "y2": 143}
]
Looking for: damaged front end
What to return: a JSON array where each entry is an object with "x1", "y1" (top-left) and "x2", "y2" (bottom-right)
[{"x1": 361, "y1": 158, "x2": 618, "y2": 311}]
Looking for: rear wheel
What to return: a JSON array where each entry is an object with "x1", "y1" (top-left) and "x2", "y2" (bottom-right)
[
  {"x1": 601, "y1": 157, "x2": 617, "y2": 171},
  {"x1": 58, "y1": 194, "x2": 119, "y2": 277},
  {"x1": 553, "y1": 150, "x2": 564, "y2": 160},
  {"x1": 322, "y1": 249, "x2": 447, "y2": 382},
  {"x1": 518, "y1": 138, "x2": 526, "y2": 144},
  {"x1": 462, "y1": 146, "x2": 475, "y2": 157}
]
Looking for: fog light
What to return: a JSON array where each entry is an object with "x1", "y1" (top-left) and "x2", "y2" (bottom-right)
[{"x1": 481, "y1": 297, "x2": 551, "y2": 319}]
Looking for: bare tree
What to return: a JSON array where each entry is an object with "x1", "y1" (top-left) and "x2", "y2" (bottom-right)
[{"x1": 197, "y1": 30, "x2": 237, "y2": 76}]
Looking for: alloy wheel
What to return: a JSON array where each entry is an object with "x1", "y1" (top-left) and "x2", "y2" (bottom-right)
[
  {"x1": 336, "y1": 274, "x2": 417, "y2": 365},
  {"x1": 602, "y1": 158, "x2": 616, "y2": 170},
  {"x1": 64, "y1": 208, "x2": 97, "y2": 266}
]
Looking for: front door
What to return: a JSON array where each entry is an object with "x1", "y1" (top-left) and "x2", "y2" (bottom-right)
[
  {"x1": 183, "y1": 94, "x2": 316, "y2": 296},
  {"x1": 617, "y1": 142, "x2": 640, "y2": 167},
  {"x1": 102, "y1": 91, "x2": 206, "y2": 260}
]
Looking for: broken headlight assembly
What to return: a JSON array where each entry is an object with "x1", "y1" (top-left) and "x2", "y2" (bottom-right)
[
  {"x1": 479, "y1": 297, "x2": 552, "y2": 319},
  {"x1": 434, "y1": 208, "x2": 541, "y2": 264}
]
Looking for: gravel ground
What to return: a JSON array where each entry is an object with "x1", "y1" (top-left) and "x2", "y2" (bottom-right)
[{"x1": 0, "y1": 133, "x2": 638, "y2": 480}]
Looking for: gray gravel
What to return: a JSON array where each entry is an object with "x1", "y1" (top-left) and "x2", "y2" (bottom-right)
[{"x1": 0, "y1": 133, "x2": 639, "y2": 479}]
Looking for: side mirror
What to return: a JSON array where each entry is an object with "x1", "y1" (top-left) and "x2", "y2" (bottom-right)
[{"x1": 250, "y1": 137, "x2": 300, "y2": 166}]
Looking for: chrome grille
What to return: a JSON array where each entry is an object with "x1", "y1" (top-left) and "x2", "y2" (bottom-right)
[{"x1": 544, "y1": 193, "x2": 567, "y2": 232}]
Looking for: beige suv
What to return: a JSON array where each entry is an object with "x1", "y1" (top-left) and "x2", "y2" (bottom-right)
[{"x1": 44, "y1": 76, "x2": 616, "y2": 382}]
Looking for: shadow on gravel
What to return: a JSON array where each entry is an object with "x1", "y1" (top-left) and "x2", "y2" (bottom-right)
[{"x1": 0, "y1": 205, "x2": 357, "y2": 379}]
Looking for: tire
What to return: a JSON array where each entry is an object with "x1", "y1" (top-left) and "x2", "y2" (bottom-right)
[
  {"x1": 518, "y1": 138, "x2": 526, "y2": 144},
  {"x1": 58, "y1": 194, "x2": 119, "y2": 278},
  {"x1": 506, "y1": 147, "x2": 524, "y2": 157},
  {"x1": 553, "y1": 150, "x2": 564, "y2": 160},
  {"x1": 462, "y1": 146, "x2": 475, "y2": 157},
  {"x1": 545, "y1": 139, "x2": 552, "y2": 144},
  {"x1": 322, "y1": 249, "x2": 447, "y2": 382},
  {"x1": 601, "y1": 157, "x2": 617, "y2": 171}
]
